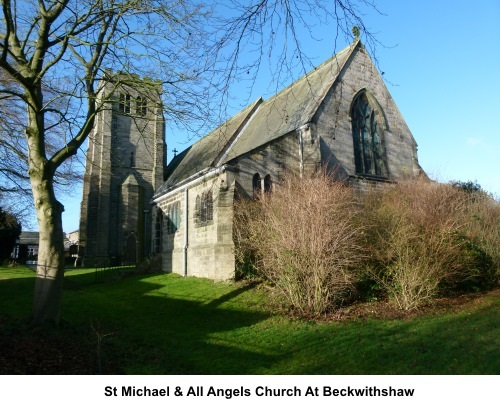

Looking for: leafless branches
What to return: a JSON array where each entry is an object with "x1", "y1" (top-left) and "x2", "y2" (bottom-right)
[
  {"x1": 0, "y1": 0, "x2": 383, "y2": 323},
  {"x1": 234, "y1": 172, "x2": 365, "y2": 315}
]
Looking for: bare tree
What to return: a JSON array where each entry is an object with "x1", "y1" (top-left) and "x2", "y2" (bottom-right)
[
  {"x1": 210, "y1": 0, "x2": 381, "y2": 111},
  {"x1": 0, "y1": 0, "x2": 379, "y2": 325},
  {"x1": 0, "y1": 0, "x2": 222, "y2": 325},
  {"x1": 0, "y1": 68, "x2": 80, "y2": 226}
]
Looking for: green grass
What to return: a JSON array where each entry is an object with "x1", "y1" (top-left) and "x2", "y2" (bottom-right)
[{"x1": 1, "y1": 266, "x2": 499, "y2": 374}]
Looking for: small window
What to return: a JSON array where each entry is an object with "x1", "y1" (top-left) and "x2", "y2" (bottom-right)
[
  {"x1": 195, "y1": 195, "x2": 200, "y2": 224},
  {"x1": 200, "y1": 193, "x2": 207, "y2": 224},
  {"x1": 119, "y1": 93, "x2": 131, "y2": 113},
  {"x1": 206, "y1": 191, "x2": 213, "y2": 221},
  {"x1": 166, "y1": 202, "x2": 180, "y2": 234},
  {"x1": 136, "y1": 96, "x2": 147, "y2": 116},
  {"x1": 174, "y1": 203, "x2": 180, "y2": 230},
  {"x1": 252, "y1": 173, "x2": 261, "y2": 199},
  {"x1": 198, "y1": 191, "x2": 213, "y2": 226},
  {"x1": 166, "y1": 205, "x2": 172, "y2": 233},
  {"x1": 154, "y1": 209, "x2": 163, "y2": 254},
  {"x1": 264, "y1": 175, "x2": 272, "y2": 193}
]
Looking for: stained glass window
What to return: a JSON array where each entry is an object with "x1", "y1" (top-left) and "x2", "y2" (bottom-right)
[{"x1": 352, "y1": 93, "x2": 386, "y2": 176}]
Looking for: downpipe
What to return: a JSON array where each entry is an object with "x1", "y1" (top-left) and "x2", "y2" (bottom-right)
[{"x1": 183, "y1": 188, "x2": 188, "y2": 277}]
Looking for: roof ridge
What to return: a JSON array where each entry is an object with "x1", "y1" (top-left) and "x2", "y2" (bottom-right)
[
  {"x1": 161, "y1": 41, "x2": 362, "y2": 187},
  {"x1": 206, "y1": 97, "x2": 263, "y2": 137},
  {"x1": 213, "y1": 98, "x2": 263, "y2": 166},
  {"x1": 304, "y1": 40, "x2": 361, "y2": 121},
  {"x1": 260, "y1": 41, "x2": 358, "y2": 107}
]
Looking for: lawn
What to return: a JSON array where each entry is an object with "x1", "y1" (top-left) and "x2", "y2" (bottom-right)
[{"x1": 0, "y1": 266, "x2": 499, "y2": 374}]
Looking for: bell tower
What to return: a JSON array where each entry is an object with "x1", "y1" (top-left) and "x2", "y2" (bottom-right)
[{"x1": 79, "y1": 73, "x2": 165, "y2": 266}]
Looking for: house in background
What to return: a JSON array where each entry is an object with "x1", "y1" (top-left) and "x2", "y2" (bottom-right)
[
  {"x1": 152, "y1": 40, "x2": 425, "y2": 280},
  {"x1": 65, "y1": 230, "x2": 79, "y2": 265},
  {"x1": 11, "y1": 230, "x2": 81, "y2": 265},
  {"x1": 11, "y1": 231, "x2": 39, "y2": 264}
]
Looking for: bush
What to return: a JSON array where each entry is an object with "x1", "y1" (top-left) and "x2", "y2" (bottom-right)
[
  {"x1": 456, "y1": 188, "x2": 499, "y2": 290},
  {"x1": 361, "y1": 180, "x2": 495, "y2": 310},
  {"x1": 235, "y1": 176, "x2": 499, "y2": 315},
  {"x1": 233, "y1": 198, "x2": 263, "y2": 281},
  {"x1": 234, "y1": 173, "x2": 365, "y2": 315}
]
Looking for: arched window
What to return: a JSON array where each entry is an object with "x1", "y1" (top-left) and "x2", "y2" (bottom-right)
[
  {"x1": 351, "y1": 92, "x2": 386, "y2": 176},
  {"x1": 200, "y1": 192, "x2": 207, "y2": 223},
  {"x1": 154, "y1": 209, "x2": 163, "y2": 254},
  {"x1": 206, "y1": 191, "x2": 213, "y2": 221},
  {"x1": 197, "y1": 191, "x2": 213, "y2": 226},
  {"x1": 166, "y1": 205, "x2": 172, "y2": 234},
  {"x1": 195, "y1": 195, "x2": 200, "y2": 224},
  {"x1": 119, "y1": 93, "x2": 131, "y2": 113},
  {"x1": 252, "y1": 173, "x2": 261, "y2": 198},
  {"x1": 166, "y1": 202, "x2": 180, "y2": 234},
  {"x1": 136, "y1": 96, "x2": 147, "y2": 116},
  {"x1": 264, "y1": 175, "x2": 272, "y2": 193},
  {"x1": 174, "y1": 202, "x2": 181, "y2": 230},
  {"x1": 171, "y1": 204, "x2": 177, "y2": 233}
]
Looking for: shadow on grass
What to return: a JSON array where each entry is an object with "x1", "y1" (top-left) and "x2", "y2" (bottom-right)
[
  {"x1": 61, "y1": 272, "x2": 280, "y2": 374},
  {"x1": 267, "y1": 301, "x2": 500, "y2": 374},
  {"x1": 0, "y1": 269, "x2": 279, "y2": 374},
  {"x1": 1, "y1": 267, "x2": 499, "y2": 374}
]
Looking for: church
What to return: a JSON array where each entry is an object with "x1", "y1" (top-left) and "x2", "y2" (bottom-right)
[{"x1": 79, "y1": 40, "x2": 424, "y2": 279}]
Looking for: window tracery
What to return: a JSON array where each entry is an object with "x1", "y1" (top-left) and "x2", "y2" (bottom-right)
[{"x1": 351, "y1": 92, "x2": 386, "y2": 176}]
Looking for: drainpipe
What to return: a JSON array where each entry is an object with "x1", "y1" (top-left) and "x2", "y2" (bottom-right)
[{"x1": 183, "y1": 188, "x2": 189, "y2": 277}]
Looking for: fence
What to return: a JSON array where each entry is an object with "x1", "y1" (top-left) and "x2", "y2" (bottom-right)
[{"x1": 94, "y1": 257, "x2": 137, "y2": 283}]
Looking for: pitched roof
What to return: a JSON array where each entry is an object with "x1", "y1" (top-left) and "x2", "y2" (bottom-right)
[
  {"x1": 19, "y1": 231, "x2": 39, "y2": 245},
  {"x1": 155, "y1": 99, "x2": 261, "y2": 196},
  {"x1": 221, "y1": 42, "x2": 356, "y2": 163},
  {"x1": 157, "y1": 41, "x2": 359, "y2": 195}
]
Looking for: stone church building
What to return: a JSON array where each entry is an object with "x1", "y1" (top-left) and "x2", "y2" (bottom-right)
[
  {"x1": 78, "y1": 73, "x2": 165, "y2": 267},
  {"x1": 79, "y1": 40, "x2": 424, "y2": 278}
]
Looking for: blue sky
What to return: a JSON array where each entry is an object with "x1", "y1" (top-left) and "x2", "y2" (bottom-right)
[{"x1": 58, "y1": 0, "x2": 500, "y2": 233}]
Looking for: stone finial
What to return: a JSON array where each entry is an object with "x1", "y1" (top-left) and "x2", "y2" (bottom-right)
[{"x1": 352, "y1": 26, "x2": 360, "y2": 40}]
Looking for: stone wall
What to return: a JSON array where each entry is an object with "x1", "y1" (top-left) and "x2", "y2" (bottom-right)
[
  {"x1": 315, "y1": 45, "x2": 421, "y2": 181},
  {"x1": 153, "y1": 43, "x2": 424, "y2": 281},
  {"x1": 230, "y1": 129, "x2": 321, "y2": 198},
  {"x1": 156, "y1": 171, "x2": 235, "y2": 280},
  {"x1": 79, "y1": 78, "x2": 165, "y2": 266}
]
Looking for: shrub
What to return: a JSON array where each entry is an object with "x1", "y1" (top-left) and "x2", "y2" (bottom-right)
[
  {"x1": 361, "y1": 180, "x2": 491, "y2": 310},
  {"x1": 233, "y1": 198, "x2": 262, "y2": 280},
  {"x1": 457, "y1": 189, "x2": 499, "y2": 289},
  {"x1": 235, "y1": 176, "x2": 499, "y2": 315},
  {"x1": 234, "y1": 172, "x2": 365, "y2": 315}
]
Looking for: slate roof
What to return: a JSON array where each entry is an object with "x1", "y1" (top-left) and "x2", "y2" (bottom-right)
[
  {"x1": 221, "y1": 42, "x2": 356, "y2": 163},
  {"x1": 155, "y1": 99, "x2": 262, "y2": 196},
  {"x1": 19, "y1": 231, "x2": 39, "y2": 245},
  {"x1": 156, "y1": 41, "x2": 359, "y2": 197}
]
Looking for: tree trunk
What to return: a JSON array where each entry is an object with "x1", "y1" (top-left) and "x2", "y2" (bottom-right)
[{"x1": 31, "y1": 174, "x2": 65, "y2": 326}]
